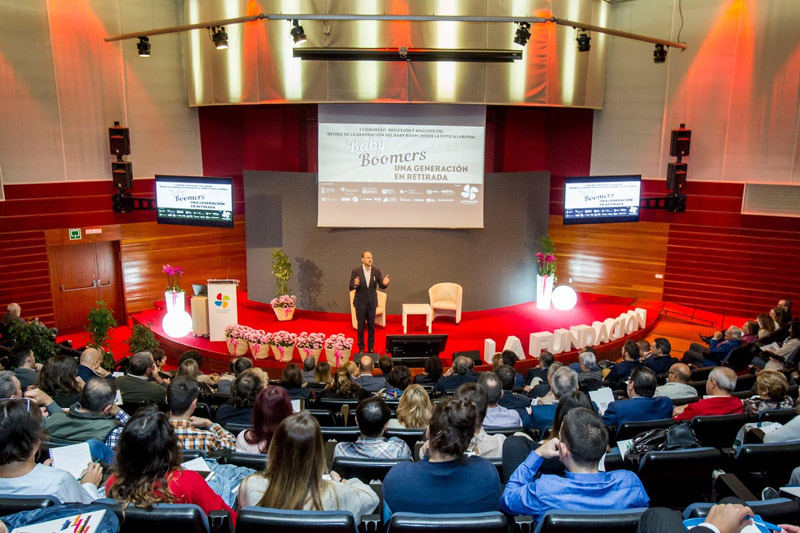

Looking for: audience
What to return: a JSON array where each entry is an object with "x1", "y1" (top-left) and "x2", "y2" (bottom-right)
[
  {"x1": 654, "y1": 363, "x2": 698, "y2": 401},
  {"x1": 605, "y1": 340, "x2": 642, "y2": 387},
  {"x1": 301, "y1": 356, "x2": 317, "y2": 383},
  {"x1": 153, "y1": 349, "x2": 171, "y2": 382},
  {"x1": 238, "y1": 411, "x2": 379, "y2": 522},
  {"x1": 217, "y1": 356, "x2": 254, "y2": 396},
  {"x1": 387, "y1": 384, "x2": 433, "y2": 429},
  {"x1": 500, "y1": 407, "x2": 649, "y2": 520},
  {"x1": 763, "y1": 319, "x2": 800, "y2": 370},
  {"x1": 116, "y1": 351, "x2": 168, "y2": 403},
  {"x1": 434, "y1": 356, "x2": 478, "y2": 393},
  {"x1": 379, "y1": 364, "x2": 411, "y2": 399},
  {"x1": 334, "y1": 397, "x2": 412, "y2": 459},
  {"x1": 602, "y1": 366, "x2": 673, "y2": 430},
  {"x1": 317, "y1": 367, "x2": 371, "y2": 401},
  {"x1": 10, "y1": 349, "x2": 39, "y2": 390},
  {"x1": 176, "y1": 359, "x2": 214, "y2": 394},
  {"x1": 383, "y1": 398, "x2": 502, "y2": 520},
  {"x1": 0, "y1": 302, "x2": 25, "y2": 341},
  {"x1": 529, "y1": 366, "x2": 579, "y2": 434},
  {"x1": 643, "y1": 338, "x2": 680, "y2": 375},
  {"x1": 527, "y1": 361, "x2": 563, "y2": 401},
  {"x1": 0, "y1": 398, "x2": 102, "y2": 503},
  {"x1": 740, "y1": 321, "x2": 759, "y2": 344},
  {"x1": 758, "y1": 312, "x2": 778, "y2": 339},
  {"x1": 501, "y1": 350, "x2": 524, "y2": 387},
  {"x1": 452, "y1": 382, "x2": 504, "y2": 458},
  {"x1": 636, "y1": 340, "x2": 652, "y2": 361},
  {"x1": 76, "y1": 347, "x2": 112, "y2": 384},
  {"x1": 741, "y1": 369, "x2": 793, "y2": 417},
  {"x1": 772, "y1": 305, "x2": 789, "y2": 329},
  {"x1": 0, "y1": 371, "x2": 22, "y2": 399},
  {"x1": 353, "y1": 355, "x2": 386, "y2": 392},
  {"x1": 278, "y1": 363, "x2": 312, "y2": 401},
  {"x1": 636, "y1": 502, "x2": 786, "y2": 533},
  {"x1": 479, "y1": 372, "x2": 522, "y2": 428},
  {"x1": 779, "y1": 299, "x2": 793, "y2": 322},
  {"x1": 167, "y1": 377, "x2": 235, "y2": 453},
  {"x1": 685, "y1": 326, "x2": 743, "y2": 367},
  {"x1": 314, "y1": 361, "x2": 332, "y2": 386},
  {"x1": 37, "y1": 354, "x2": 84, "y2": 408},
  {"x1": 495, "y1": 365, "x2": 532, "y2": 411},
  {"x1": 378, "y1": 355, "x2": 394, "y2": 376},
  {"x1": 107, "y1": 407, "x2": 236, "y2": 522},
  {"x1": 216, "y1": 370, "x2": 265, "y2": 425},
  {"x1": 674, "y1": 367, "x2": 743, "y2": 421},
  {"x1": 764, "y1": 402, "x2": 800, "y2": 444},
  {"x1": 237, "y1": 386, "x2": 293, "y2": 453},
  {"x1": 576, "y1": 351, "x2": 602, "y2": 388},
  {"x1": 525, "y1": 350, "x2": 554, "y2": 386},
  {"x1": 177, "y1": 351, "x2": 219, "y2": 389},
  {"x1": 413, "y1": 355, "x2": 443, "y2": 385}
]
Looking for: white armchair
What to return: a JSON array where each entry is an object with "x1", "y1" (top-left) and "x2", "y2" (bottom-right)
[
  {"x1": 350, "y1": 289, "x2": 387, "y2": 329},
  {"x1": 428, "y1": 282, "x2": 463, "y2": 324}
]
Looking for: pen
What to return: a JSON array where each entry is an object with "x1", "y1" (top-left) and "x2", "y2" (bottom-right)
[
  {"x1": 77, "y1": 459, "x2": 100, "y2": 482},
  {"x1": 746, "y1": 515, "x2": 781, "y2": 532}
]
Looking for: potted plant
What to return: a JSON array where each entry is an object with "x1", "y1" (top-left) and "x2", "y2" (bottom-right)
[
  {"x1": 8, "y1": 319, "x2": 59, "y2": 364},
  {"x1": 87, "y1": 300, "x2": 117, "y2": 369},
  {"x1": 246, "y1": 329, "x2": 271, "y2": 360},
  {"x1": 323, "y1": 333, "x2": 354, "y2": 367},
  {"x1": 271, "y1": 249, "x2": 296, "y2": 320},
  {"x1": 295, "y1": 331, "x2": 326, "y2": 362},
  {"x1": 125, "y1": 322, "x2": 160, "y2": 356},
  {"x1": 269, "y1": 330, "x2": 298, "y2": 362},
  {"x1": 270, "y1": 294, "x2": 297, "y2": 321},
  {"x1": 162, "y1": 264, "x2": 185, "y2": 314},
  {"x1": 224, "y1": 324, "x2": 252, "y2": 356},
  {"x1": 536, "y1": 235, "x2": 557, "y2": 310}
]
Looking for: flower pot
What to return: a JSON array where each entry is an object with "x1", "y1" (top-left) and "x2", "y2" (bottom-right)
[
  {"x1": 250, "y1": 342, "x2": 268, "y2": 359},
  {"x1": 324, "y1": 347, "x2": 352, "y2": 366},
  {"x1": 164, "y1": 290, "x2": 185, "y2": 313},
  {"x1": 536, "y1": 274, "x2": 554, "y2": 310},
  {"x1": 298, "y1": 347, "x2": 323, "y2": 362},
  {"x1": 227, "y1": 337, "x2": 249, "y2": 356},
  {"x1": 273, "y1": 305, "x2": 296, "y2": 321},
  {"x1": 270, "y1": 344, "x2": 296, "y2": 362}
]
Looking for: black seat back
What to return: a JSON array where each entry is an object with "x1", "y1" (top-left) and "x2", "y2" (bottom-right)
[
  {"x1": 533, "y1": 509, "x2": 647, "y2": 533},
  {"x1": 181, "y1": 449, "x2": 207, "y2": 461},
  {"x1": 223, "y1": 423, "x2": 251, "y2": 436},
  {"x1": 387, "y1": 512, "x2": 507, "y2": 533},
  {"x1": 688, "y1": 380, "x2": 707, "y2": 397},
  {"x1": 237, "y1": 507, "x2": 356, "y2": 533},
  {"x1": 689, "y1": 413, "x2": 748, "y2": 448},
  {"x1": 98, "y1": 501, "x2": 209, "y2": 533},
  {"x1": 193, "y1": 402, "x2": 213, "y2": 421},
  {"x1": 758, "y1": 408, "x2": 797, "y2": 425},
  {"x1": 308, "y1": 409, "x2": 337, "y2": 427},
  {"x1": 734, "y1": 373, "x2": 756, "y2": 393},
  {"x1": 385, "y1": 427, "x2": 426, "y2": 450},
  {"x1": 321, "y1": 427, "x2": 361, "y2": 442},
  {"x1": 484, "y1": 426, "x2": 524, "y2": 437},
  {"x1": 222, "y1": 452, "x2": 267, "y2": 470},
  {"x1": 615, "y1": 418, "x2": 676, "y2": 442},
  {"x1": 685, "y1": 498, "x2": 800, "y2": 526},
  {"x1": 332, "y1": 457, "x2": 411, "y2": 483},
  {"x1": 0, "y1": 495, "x2": 59, "y2": 516},
  {"x1": 734, "y1": 442, "x2": 800, "y2": 494},
  {"x1": 638, "y1": 447, "x2": 723, "y2": 508}
]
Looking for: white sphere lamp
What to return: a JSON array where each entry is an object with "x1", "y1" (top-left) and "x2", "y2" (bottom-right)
[
  {"x1": 162, "y1": 308, "x2": 193, "y2": 338},
  {"x1": 551, "y1": 285, "x2": 577, "y2": 311}
]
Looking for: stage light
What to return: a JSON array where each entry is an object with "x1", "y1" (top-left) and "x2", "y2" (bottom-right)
[
  {"x1": 576, "y1": 32, "x2": 591, "y2": 52},
  {"x1": 552, "y1": 285, "x2": 578, "y2": 311},
  {"x1": 290, "y1": 20, "x2": 307, "y2": 44},
  {"x1": 137, "y1": 36, "x2": 151, "y2": 57},
  {"x1": 210, "y1": 26, "x2": 228, "y2": 49},
  {"x1": 513, "y1": 22, "x2": 531, "y2": 47},
  {"x1": 653, "y1": 43, "x2": 667, "y2": 63}
]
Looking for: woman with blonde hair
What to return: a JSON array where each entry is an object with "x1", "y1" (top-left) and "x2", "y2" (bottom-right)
[
  {"x1": 237, "y1": 411, "x2": 378, "y2": 522},
  {"x1": 758, "y1": 313, "x2": 777, "y2": 339},
  {"x1": 387, "y1": 384, "x2": 433, "y2": 429},
  {"x1": 742, "y1": 369, "x2": 794, "y2": 417}
]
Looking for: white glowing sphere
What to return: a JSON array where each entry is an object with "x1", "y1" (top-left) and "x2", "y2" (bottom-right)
[
  {"x1": 162, "y1": 309, "x2": 193, "y2": 338},
  {"x1": 551, "y1": 285, "x2": 577, "y2": 311}
]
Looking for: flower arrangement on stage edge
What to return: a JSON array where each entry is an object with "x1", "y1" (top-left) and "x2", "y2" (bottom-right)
[
  {"x1": 536, "y1": 236, "x2": 557, "y2": 281},
  {"x1": 324, "y1": 333, "x2": 355, "y2": 367},
  {"x1": 245, "y1": 329, "x2": 270, "y2": 359},
  {"x1": 224, "y1": 324, "x2": 252, "y2": 356},
  {"x1": 163, "y1": 264, "x2": 184, "y2": 292},
  {"x1": 270, "y1": 330, "x2": 298, "y2": 362},
  {"x1": 296, "y1": 332, "x2": 326, "y2": 362}
]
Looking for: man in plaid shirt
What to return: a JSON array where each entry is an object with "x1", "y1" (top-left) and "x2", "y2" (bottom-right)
[
  {"x1": 333, "y1": 397, "x2": 411, "y2": 460},
  {"x1": 168, "y1": 376, "x2": 235, "y2": 454}
]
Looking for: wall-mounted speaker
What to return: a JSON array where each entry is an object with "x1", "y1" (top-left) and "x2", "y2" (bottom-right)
[
  {"x1": 669, "y1": 124, "x2": 691, "y2": 157},
  {"x1": 109, "y1": 124, "x2": 130, "y2": 157},
  {"x1": 112, "y1": 161, "x2": 133, "y2": 190},
  {"x1": 667, "y1": 162, "x2": 687, "y2": 190}
]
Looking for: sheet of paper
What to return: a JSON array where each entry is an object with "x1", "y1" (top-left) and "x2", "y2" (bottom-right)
[
  {"x1": 617, "y1": 438, "x2": 634, "y2": 460},
  {"x1": 49, "y1": 442, "x2": 92, "y2": 480},
  {"x1": 291, "y1": 399, "x2": 301, "y2": 412},
  {"x1": 181, "y1": 457, "x2": 210, "y2": 471},
  {"x1": 114, "y1": 389, "x2": 123, "y2": 405},
  {"x1": 112, "y1": 372, "x2": 125, "y2": 378},
  {"x1": 589, "y1": 387, "x2": 615, "y2": 416},
  {"x1": 760, "y1": 342, "x2": 780, "y2": 352},
  {"x1": 11, "y1": 510, "x2": 106, "y2": 533},
  {"x1": 780, "y1": 485, "x2": 800, "y2": 497}
]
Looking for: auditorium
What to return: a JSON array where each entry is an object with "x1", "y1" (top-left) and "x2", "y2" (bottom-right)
[{"x1": 1, "y1": 1, "x2": 800, "y2": 531}]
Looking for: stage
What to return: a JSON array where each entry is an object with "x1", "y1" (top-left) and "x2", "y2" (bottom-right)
[{"x1": 132, "y1": 291, "x2": 663, "y2": 374}]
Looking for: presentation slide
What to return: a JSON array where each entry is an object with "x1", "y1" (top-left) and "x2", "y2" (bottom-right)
[
  {"x1": 563, "y1": 175, "x2": 641, "y2": 225},
  {"x1": 317, "y1": 104, "x2": 485, "y2": 228},
  {"x1": 155, "y1": 175, "x2": 234, "y2": 228}
]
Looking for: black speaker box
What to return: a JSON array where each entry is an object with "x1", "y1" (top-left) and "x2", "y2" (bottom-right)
[
  {"x1": 109, "y1": 125, "x2": 130, "y2": 156},
  {"x1": 667, "y1": 162, "x2": 687, "y2": 190},
  {"x1": 112, "y1": 161, "x2": 133, "y2": 190},
  {"x1": 669, "y1": 127, "x2": 691, "y2": 157}
]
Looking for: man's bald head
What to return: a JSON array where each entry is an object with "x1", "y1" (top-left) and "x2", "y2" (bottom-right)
[
  {"x1": 80, "y1": 347, "x2": 103, "y2": 367},
  {"x1": 359, "y1": 355, "x2": 374, "y2": 373},
  {"x1": 668, "y1": 363, "x2": 691, "y2": 384}
]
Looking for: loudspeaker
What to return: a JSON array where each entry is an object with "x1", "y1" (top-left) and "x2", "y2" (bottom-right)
[
  {"x1": 109, "y1": 124, "x2": 130, "y2": 156},
  {"x1": 669, "y1": 124, "x2": 691, "y2": 157},
  {"x1": 453, "y1": 350, "x2": 481, "y2": 367},
  {"x1": 112, "y1": 161, "x2": 133, "y2": 190},
  {"x1": 667, "y1": 162, "x2": 687, "y2": 190}
]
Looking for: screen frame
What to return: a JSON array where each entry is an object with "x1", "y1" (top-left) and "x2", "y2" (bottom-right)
[
  {"x1": 155, "y1": 175, "x2": 234, "y2": 229},
  {"x1": 563, "y1": 174, "x2": 642, "y2": 225}
]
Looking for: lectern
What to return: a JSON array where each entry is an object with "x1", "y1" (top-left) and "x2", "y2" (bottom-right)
[{"x1": 207, "y1": 279, "x2": 239, "y2": 342}]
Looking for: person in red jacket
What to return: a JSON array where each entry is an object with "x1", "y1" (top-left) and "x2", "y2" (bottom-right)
[{"x1": 673, "y1": 366, "x2": 742, "y2": 422}]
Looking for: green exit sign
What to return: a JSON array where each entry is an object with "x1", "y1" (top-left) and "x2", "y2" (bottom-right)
[{"x1": 69, "y1": 228, "x2": 81, "y2": 240}]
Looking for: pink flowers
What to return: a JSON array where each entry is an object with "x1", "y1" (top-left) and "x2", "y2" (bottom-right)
[
  {"x1": 270, "y1": 295, "x2": 297, "y2": 309},
  {"x1": 271, "y1": 330, "x2": 298, "y2": 347},
  {"x1": 296, "y1": 332, "x2": 326, "y2": 350},
  {"x1": 324, "y1": 333, "x2": 355, "y2": 351},
  {"x1": 537, "y1": 236, "x2": 557, "y2": 279},
  {"x1": 163, "y1": 264, "x2": 184, "y2": 292}
]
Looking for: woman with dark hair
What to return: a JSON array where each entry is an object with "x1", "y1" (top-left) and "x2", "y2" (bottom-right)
[
  {"x1": 0, "y1": 398, "x2": 102, "y2": 503},
  {"x1": 382, "y1": 398, "x2": 501, "y2": 520},
  {"x1": 237, "y1": 386, "x2": 293, "y2": 453},
  {"x1": 379, "y1": 365, "x2": 411, "y2": 399},
  {"x1": 317, "y1": 367, "x2": 370, "y2": 401},
  {"x1": 106, "y1": 407, "x2": 236, "y2": 521},
  {"x1": 413, "y1": 355, "x2": 443, "y2": 385},
  {"x1": 279, "y1": 363, "x2": 312, "y2": 402},
  {"x1": 216, "y1": 370, "x2": 265, "y2": 425},
  {"x1": 238, "y1": 411, "x2": 378, "y2": 522},
  {"x1": 758, "y1": 313, "x2": 778, "y2": 339},
  {"x1": 37, "y1": 355, "x2": 83, "y2": 408}
]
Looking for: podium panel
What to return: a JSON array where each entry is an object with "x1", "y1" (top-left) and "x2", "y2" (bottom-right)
[{"x1": 208, "y1": 279, "x2": 239, "y2": 341}]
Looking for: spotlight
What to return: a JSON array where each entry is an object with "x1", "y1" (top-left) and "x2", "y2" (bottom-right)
[
  {"x1": 513, "y1": 22, "x2": 531, "y2": 47},
  {"x1": 653, "y1": 43, "x2": 667, "y2": 63},
  {"x1": 137, "y1": 36, "x2": 150, "y2": 57},
  {"x1": 210, "y1": 26, "x2": 228, "y2": 50},
  {"x1": 576, "y1": 32, "x2": 591, "y2": 52},
  {"x1": 290, "y1": 20, "x2": 307, "y2": 44}
]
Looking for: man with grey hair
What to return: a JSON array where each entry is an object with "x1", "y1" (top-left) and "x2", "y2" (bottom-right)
[
  {"x1": 577, "y1": 351, "x2": 602, "y2": 384},
  {"x1": 0, "y1": 370, "x2": 23, "y2": 399},
  {"x1": 479, "y1": 372, "x2": 522, "y2": 428},
  {"x1": 301, "y1": 355, "x2": 317, "y2": 383},
  {"x1": 684, "y1": 326, "x2": 743, "y2": 367},
  {"x1": 435, "y1": 355, "x2": 478, "y2": 392},
  {"x1": 354, "y1": 355, "x2": 386, "y2": 392},
  {"x1": 529, "y1": 362, "x2": 564, "y2": 404},
  {"x1": 524, "y1": 350, "x2": 554, "y2": 386},
  {"x1": 529, "y1": 366, "x2": 579, "y2": 434},
  {"x1": 0, "y1": 302, "x2": 25, "y2": 341},
  {"x1": 115, "y1": 351, "x2": 168, "y2": 403},
  {"x1": 654, "y1": 363, "x2": 698, "y2": 401},
  {"x1": 674, "y1": 366, "x2": 742, "y2": 421}
]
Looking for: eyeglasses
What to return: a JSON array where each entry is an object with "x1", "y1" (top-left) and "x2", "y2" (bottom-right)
[{"x1": 0, "y1": 398, "x2": 31, "y2": 411}]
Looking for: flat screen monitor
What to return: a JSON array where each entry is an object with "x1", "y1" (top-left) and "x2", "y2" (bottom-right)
[
  {"x1": 563, "y1": 175, "x2": 641, "y2": 225},
  {"x1": 385, "y1": 334, "x2": 448, "y2": 366},
  {"x1": 155, "y1": 175, "x2": 234, "y2": 228}
]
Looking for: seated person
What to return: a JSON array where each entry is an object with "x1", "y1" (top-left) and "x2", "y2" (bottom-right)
[
  {"x1": 501, "y1": 350, "x2": 525, "y2": 388},
  {"x1": 674, "y1": 367, "x2": 743, "y2": 422},
  {"x1": 643, "y1": 338, "x2": 681, "y2": 376},
  {"x1": 317, "y1": 367, "x2": 371, "y2": 401},
  {"x1": 353, "y1": 356, "x2": 386, "y2": 392},
  {"x1": 383, "y1": 398, "x2": 502, "y2": 520},
  {"x1": 116, "y1": 351, "x2": 168, "y2": 403},
  {"x1": 177, "y1": 351, "x2": 219, "y2": 390},
  {"x1": 313, "y1": 361, "x2": 333, "y2": 387},
  {"x1": 452, "y1": 382, "x2": 505, "y2": 458},
  {"x1": 524, "y1": 351, "x2": 555, "y2": 387},
  {"x1": 605, "y1": 341, "x2": 642, "y2": 388},
  {"x1": 637, "y1": 502, "x2": 761, "y2": 533},
  {"x1": 237, "y1": 386, "x2": 293, "y2": 454},
  {"x1": 378, "y1": 365, "x2": 411, "y2": 399},
  {"x1": 764, "y1": 319, "x2": 800, "y2": 370},
  {"x1": 683, "y1": 326, "x2": 743, "y2": 367},
  {"x1": 386, "y1": 384, "x2": 433, "y2": 429},
  {"x1": 10, "y1": 349, "x2": 40, "y2": 390},
  {"x1": 636, "y1": 340, "x2": 652, "y2": 362},
  {"x1": 413, "y1": 355, "x2": 443, "y2": 386},
  {"x1": 379, "y1": 355, "x2": 394, "y2": 376},
  {"x1": 0, "y1": 398, "x2": 103, "y2": 503},
  {"x1": 0, "y1": 302, "x2": 26, "y2": 342},
  {"x1": 527, "y1": 362, "x2": 563, "y2": 402},
  {"x1": 434, "y1": 356, "x2": 478, "y2": 393},
  {"x1": 216, "y1": 370, "x2": 265, "y2": 425},
  {"x1": 741, "y1": 369, "x2": 793, "y2": 417},
  {"x1": 0, "y1": 371, "x2": 22, "y2": 399},
  {"x1": 167, "y1": 377, "x2": 236, "y2": 453},
  {"x1": 602, "y1": 367, "x2": 673, "y2": 430},
  {"x1": 107, "y1": 407, "x2": 236, "y2": 523},
  {"x1": 217, "y1": 356, "x2": 253, "y2": 396},
  {"x1": 529, "y1": 366, "x2": 579, "y2": 434},
  {"x1": 334, "y1": 396, "x2": 411, "y2": 459},
  {"x1": 495, "y1": 365, "x2": 532, "y2": 411},
  {"x1": 238, "y1": 411, "x2": 379, "y2": 523},
  {"x1": 576, "y1": 351, "x2": 603, "y2": 387},
  {"x1": 758, "y1": 312, "x2": 779, "y2": 339},
  {"x1": 740, "y1": 321, "x2": 759, "y2": 344},
  {"x1": 153, "y1": 349, "x2": 172, "y2": 383},
  {"x1": 654, "y1": 363, "x2": 699, "y2": 401},
  {"x1": 301, "y1": 356, "x2": 317, "y2": 384},
  {"x1": 278, "y1": 363, "x2": 311, "y2": 401},
  {"x1": 36, "y1": 354, "x2": 84, "y2": 408},
  {"x1": 76, "y1": 347, "x2": 112, "y2": 384},
  {"x1": 479, "y1": 372, "x2": 522, "y2": 428},
  {"x1": 500, "y1": 407, "x2": 649, "y2": 520},
  {"x1": 764, "y1": 403, "x2": 800, "y2": 443}
]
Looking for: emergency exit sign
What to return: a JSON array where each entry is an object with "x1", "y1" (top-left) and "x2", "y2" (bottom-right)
[{"x1": 69, "y1": 228, "x2": 81, "y2": 240}]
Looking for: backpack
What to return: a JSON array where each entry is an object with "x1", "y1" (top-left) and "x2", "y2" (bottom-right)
[{"x1": 625, "y1": 422, "x2": 700, "y2": 463}]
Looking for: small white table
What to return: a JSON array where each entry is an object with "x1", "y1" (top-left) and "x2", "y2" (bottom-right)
[{"x1": 402, "y1": 303, "x2": 432, "y2": 334}]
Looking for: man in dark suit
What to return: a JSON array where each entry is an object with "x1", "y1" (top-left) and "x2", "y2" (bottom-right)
[
  {"x1": 602, "y1": 366, "x2": 673, "y2": 430},
  {"x1": 349, "y1": 250, "x2": 390, "y2": 353}
]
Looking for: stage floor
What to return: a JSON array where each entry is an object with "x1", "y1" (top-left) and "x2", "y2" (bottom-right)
[{"x1": 133, "y1": 292, "x2": 663, "y2": 374}]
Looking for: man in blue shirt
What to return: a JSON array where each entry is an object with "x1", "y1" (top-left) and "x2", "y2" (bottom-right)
[
  {"x1": 605, "y1": 340, "x2": 642, "y2": 388},
  {"x1": 602, "y1": 366, "x2": 673, "y2": 430},
  {"x1": 500, "y1": 407, "x2": 649, "y2": 521}
]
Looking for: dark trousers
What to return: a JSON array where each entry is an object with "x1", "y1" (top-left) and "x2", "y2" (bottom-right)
[
  {"x1": 356, "y1": 305, "x2": 376, "y2": 352},
  {"x1": 636, "y1": 508, "x2": 687, "y2": 532},
  {"x1": 682, "y1": 342, "x2": 709, "y2": 366}
]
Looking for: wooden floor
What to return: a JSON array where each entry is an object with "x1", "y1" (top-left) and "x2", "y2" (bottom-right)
[{"x1": 643, "y1": 315, "x2": 738, "y2": 358}]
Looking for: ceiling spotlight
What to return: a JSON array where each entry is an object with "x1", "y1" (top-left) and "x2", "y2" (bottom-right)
[
  {"x1": 136, "y1": 36, "x2": 150, "y2": 57},
  {"x1": 576, "y1": 32, "x2": 591, "y2": 52},
  {"x1": 653, "y1": 43, "x2": 667, "y2": 63},
  {"x1": 513, "y1": 22, "x2": 531, "y2": 47},
  {"x1": 210, "y1": 26, "x2": 228, "y2": 50},
  {"x1": 290, "y1": 20, "x2": 307, "y2": 44}
]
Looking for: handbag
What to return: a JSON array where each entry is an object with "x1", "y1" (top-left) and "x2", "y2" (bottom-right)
[{"x1": 626, "y1": 422, "x2": 700, "y2": 463}]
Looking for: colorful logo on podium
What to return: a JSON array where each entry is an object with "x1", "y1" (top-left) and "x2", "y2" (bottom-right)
[{"x1": 214, "y1": 293, "x2": 230, "y2": 308}]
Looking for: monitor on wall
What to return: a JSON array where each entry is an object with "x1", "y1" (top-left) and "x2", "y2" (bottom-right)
[
  {"x1": 155, "y1": 175, "x2": 234, "y2": 228},
  {"x1": 563, "y1": 175, "x2": 642, "y2": 225}
]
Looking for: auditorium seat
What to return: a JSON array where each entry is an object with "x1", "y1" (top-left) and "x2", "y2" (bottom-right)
[
  {"x1": 0, "y1": 495, "x2": 59, "y2": 516},
  {"x1": 223, "y1": 423, "x2": 250, "y2": 436},
  {"x1": 238, "y1": 507, "x2": 357, "y2": 533},
  {"x1": 689, "y1": 380, "x2": 707, "y2": 397},
  {"x1": 98, "y1": 501, "x2": 211, "y2": 533},
  {"x1": 332, "y1": 457, "x2": 411, "y2": 483},
  {"x1": 182, "y1": 449, "x2": 207, "y2": 461},
  {"x1": 671, "y1": 396, "x2": 697, "y2": 407},
  {"x1": 428, "y1": 282, "x2": 463, "y2": 325},
  {"x1": 734, "y1": 373, "x2": 756, "y2": 392},
  {"x1": 532, "y1": 508, "x2": 647, "y2": 533},
  {"x1": 615, "y1": 418, "x2": 676, "y2": 442},
  {"x1": 637, "y1": 447, "x2": 723, "y2": 508},
  {"x1": 322, "y1": 426, "x2": 361, "y2": 442},
  {"x1": 221, "y1": 451, "x2": 267, "y2": 470},
  {"x1": 385, "y1": 427, "x2": 426, "y2": 449},
  {"x1": 684, "y1": 498, "x2": 800, "y2": 526},
  {"x1": 689, "y1": 413, "x2": 748, "y2": 449},
  {"x1": 387, "y1": 511, "x2": 506, "y2": 533},
  {"x1": 733, "y1": 442, "x2": 800, "y2": 495},
  {"x1": 758, "y1": 408, "x2": 796, "y2": 424},
  {"x1": 193, "y1": 402, "x2": 213, "y2": 421},
  {"x1": 484, "y1": 426, "x2": 525, "y2": 437},
  {"x1": 308, "y1": 408, "x2": 337, "y2": 427}
]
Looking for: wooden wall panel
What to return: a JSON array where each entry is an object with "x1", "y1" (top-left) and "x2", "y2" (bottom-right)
[
  {"x1": 549, "y1": 215, "x2": 669, "y2": 301},
  {"x1": 0, "y1": 230, "x2": 55, "y2": 325}
]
